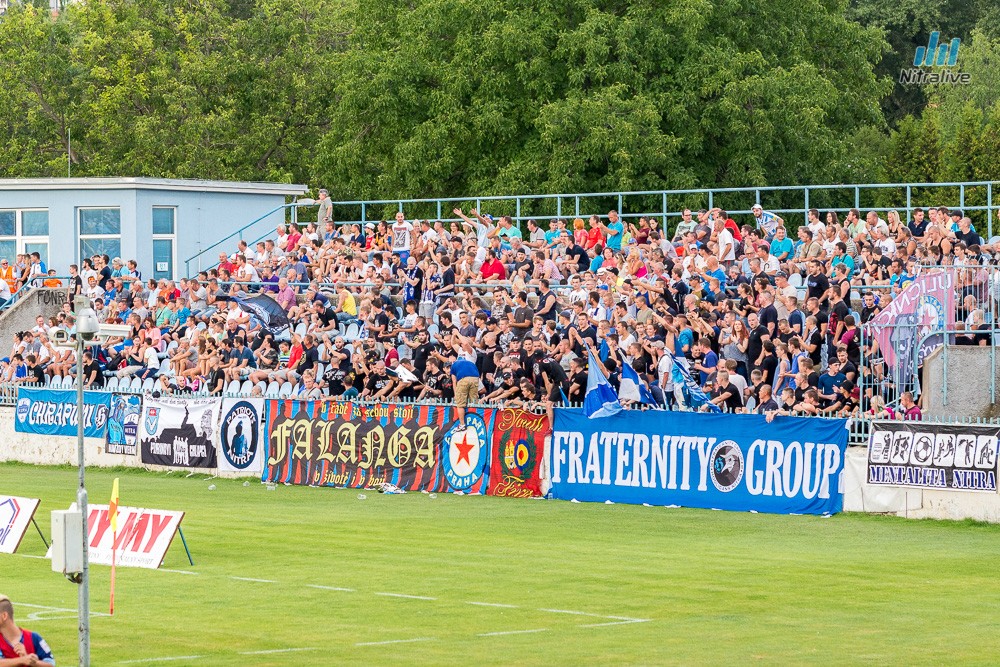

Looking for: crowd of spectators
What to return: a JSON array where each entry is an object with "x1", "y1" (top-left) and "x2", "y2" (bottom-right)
[{"x1": 7, "y1": 189, "x2": 1000, "y2": 420}]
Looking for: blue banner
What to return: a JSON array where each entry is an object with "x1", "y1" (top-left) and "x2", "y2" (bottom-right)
[
  {"x1": 550, "y1": 409, "x2": 849, "y2": 515},
  {"x1": 15, "y1": 388, "x2": 112, "y2": 438}
]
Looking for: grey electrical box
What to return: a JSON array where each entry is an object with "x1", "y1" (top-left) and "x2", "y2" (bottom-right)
[{"x1": 51, "y1": 509, "x2": 84, "y2": 575}]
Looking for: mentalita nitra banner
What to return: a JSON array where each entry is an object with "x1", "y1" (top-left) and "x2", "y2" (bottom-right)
[
  {"x1": 263, "y1": 400, "x2": 494, "y2": 494},
  {"x1": 139, "y1": 396, "x2": 219, "y2": 468},
  {"x1": 488, "y1": 409, "x2": 548, "y2": 498},
  {"x1": 867, "y1": 421, "x2": 999, "y2": 492},
  {"x1": 106, "y1": 393, "x2": 142, "y2": 456},
  {"x1": 14, "y1": 388, "x2": 111, "y2": 438},
  {"x1": 550, "y1": 410, "x2": 849, "y2": 515},
  {"x1": 217, "y1": 398, "x2": 266, "y2": 474}
]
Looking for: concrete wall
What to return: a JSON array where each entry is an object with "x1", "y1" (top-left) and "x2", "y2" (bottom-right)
[
  {"x1": 2, "y1": 405, "x2": 998, "y2": 520},
  {"x1": 921, "y1": 345, "x2": 1000, "y2": 419},
  {"x1": 0, "y1": 288, "x2": 69, "y2": 349},
  {"x1": 0, "y1": 405, "x2": 254, "y2": 478}
]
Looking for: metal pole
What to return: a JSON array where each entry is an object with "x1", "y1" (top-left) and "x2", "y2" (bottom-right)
[{"x1": 75, "y1": 294, "x2": 90, "y2": 667}]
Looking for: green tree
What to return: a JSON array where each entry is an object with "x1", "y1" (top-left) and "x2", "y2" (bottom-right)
[{"x1": 315, "y1": 0, "x2": 889, "y2": 202}]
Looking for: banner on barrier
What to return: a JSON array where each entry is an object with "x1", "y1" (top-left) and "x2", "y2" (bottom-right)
[
  {"x1": 263, "y1": 400, "x2": 494, "y2": 494},
  {"x1": 84, "y1": 503, "x2": 184, "y2": 569},
  {"x1": 550, "y1": 409, "x2": 849, "y2": 515},
  {"x1": 217, "y1": 398, "x2": 266, "y2": 474},
  {"x1": 106, "y1": 394, "x2": 142, "y2": 456},
  {"x1": 867, "y1": 421, "x2": 999, "y2": 492},
  {"x1": 488, "y1": 409, "x2": 548, "y2": 498},
  {"x1": 14, "y1": 388, "x2": 111, "y2": 438},
  {"x1": 0, "y1": 495, "x2": 41, "y2": 554},
  {"x1": 139, "y1": 396, "x2": 219, "y2": 468}
]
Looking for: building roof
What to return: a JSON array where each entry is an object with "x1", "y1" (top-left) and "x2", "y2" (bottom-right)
[{"x1": 0, "y1": 177, "x2": 308, "y2": 196}]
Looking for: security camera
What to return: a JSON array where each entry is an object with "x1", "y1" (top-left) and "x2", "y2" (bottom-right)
[
  {"x1": 97, "y1": 323, "x2": 132, "y2": 339},
  {"x1": 52, "y1": 329, "x2": 70, "y2": 345}
]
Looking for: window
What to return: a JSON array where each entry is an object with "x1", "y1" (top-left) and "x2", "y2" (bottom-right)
[
  {"x1": 152, "y1": 207, "x2": 176, "y2": 280},
  {"x1": 0, "y1": 209, "x2": 49, "y2": 266},
  {"x1": 79, "y1": 208, "x2": 121, "y2": 261}
]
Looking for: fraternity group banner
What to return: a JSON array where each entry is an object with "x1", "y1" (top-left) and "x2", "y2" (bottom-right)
[
  {"x1": 550, "y1": 409, "x2": 849, "y2": 515},
  {"x1": 263, "y1": 400, "x2": 495, "y2": 494},
  {"x1": 864, "y1": 270, "x2": 956, "y2": 389},
  {"x1": 83, "y1": 503, "x2": 184, "y2": 569},
  {"x1": 106, "y1": 393, "x2": 142, "y2": 456},
  {"x1": 488, "y1": 409, "x2": 548, "y2": 498},
  {"x1": 217, "y1": 398, "x2": 266, "y2": 474},
  {"x1": 139, "y1": 396, "x2": 220, "y2": 468},
  {"x1": 867, "y1": 421, "x2": 999, "y2": 492},
  {"x1": 0, "y1": 495, "x2": 41, "y2": 554},
  {"x1": 14, "y1": 388, "x2": 111, "y2": 438}
]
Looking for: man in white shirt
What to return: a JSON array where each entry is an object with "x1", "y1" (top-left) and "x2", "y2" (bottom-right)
[
  {"x1": 714, "y1": 218, "x2": 735, "y2": 264},
  {"x1": 751, "y1": 204, "x2": 783, "y2": 241},
  {"x1": 391, "y1": 211, "x2": 414, "y2": 263}
]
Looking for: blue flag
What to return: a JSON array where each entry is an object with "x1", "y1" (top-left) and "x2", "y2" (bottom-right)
[
  {"x1": 619, "y1": 361, "x2": 655, "y2": 405},
  {"x1": 583, "y1": 350, "x2": 622, "y2": 419},
  {"x1": 671, "y1": 357, "x2": 722, "y2": 413}
]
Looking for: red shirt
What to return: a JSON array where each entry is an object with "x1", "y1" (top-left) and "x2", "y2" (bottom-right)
[
  {"x1": 586, "y1": 227, "x2": 605, "y2": 249},
  {"x1": 481, "y1": 259, "x2": 506, "y2": 281}
]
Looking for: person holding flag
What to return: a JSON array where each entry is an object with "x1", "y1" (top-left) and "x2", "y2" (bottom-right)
[
  {"x1": 618, "y1": 357, "x2": 656, "y2": 407},
  {"x1": 582, "y1": 344, "x2": 622, "y2": 418}
]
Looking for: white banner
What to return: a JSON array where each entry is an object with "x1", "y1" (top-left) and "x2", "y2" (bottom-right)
[
  {"x1": 0, "y1": 495, "x2": 41, "y2": 554},
  {"x1": 217, "y1": 398, "x2": 266, "y2": 475},
  {"x1": 85, "y1": 503, "x2": 184, "y2": 569},
  {"x1": 139, "y1": 396, "x2": 220, "y2": 468}
]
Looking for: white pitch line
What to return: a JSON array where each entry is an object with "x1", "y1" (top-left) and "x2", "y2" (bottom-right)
[
  {"x1": 14, "y1": 554, "x2": 47, "y2": 559},
  {"x1": 537, "y1": 608, "x2": 643, "y2": 621},
  {"x1": 375, "y1": 592, "x2": 437, "y2": 600},
  {"x1": 158, "y1": 569, "x2": 199, "y2": 576},
  {"x1": 117, "y1": 657, "x2": 205, "y2": 665},
  {"x1": 355, "y1": 637, "x2": 435, "y2": 647},
  {"x1": 307, "y1": 584, "x2": 355, "y2": 592},
  {"x1": 230, "y1": 576, "x2": 277, "y2": 583},
  {"x1": 466, "y1": 601, "x2": 519, "y2": 609},
  {"x1": 238, "y1": 648, "x2": 318, "y2": 655},
  {"x1": 478, "y1": 628, "x2": 548, "y2": 637},
  {"x1": 580, "y1": 619, "x2": 653, "y2": 628}
]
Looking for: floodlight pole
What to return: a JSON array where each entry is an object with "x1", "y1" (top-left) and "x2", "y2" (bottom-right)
[{"x1": 75, "y1": 294, "x2": 90, "y2": 667}]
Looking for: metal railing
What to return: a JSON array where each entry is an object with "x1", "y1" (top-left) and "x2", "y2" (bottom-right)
[{"x1": 183, "y1": 179, "x2": 1000, "y2": 287}]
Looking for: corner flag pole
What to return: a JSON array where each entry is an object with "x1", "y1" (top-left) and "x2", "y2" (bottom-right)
[{"x1": 109, "y1": 478, "x2": 119, "y2": 616}]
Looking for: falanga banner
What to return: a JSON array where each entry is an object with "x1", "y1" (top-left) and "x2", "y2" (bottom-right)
[
  {"x1": 263, "y1": 400, "x2": 495, "y2": 494},
  {"x1": 867, "y1": 421, "x2": 999, "y2": 492},
  {"x1": 550, "y1": 409, "x2": 849, "y2": 515},
  {"x1": 15, "y1": 388, "x2": 111, "y2": 438}
]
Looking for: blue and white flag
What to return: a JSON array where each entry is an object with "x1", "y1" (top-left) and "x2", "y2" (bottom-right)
[
  {"x1": 619, "y1": 361, "x2": 655, "y2": 405},
  {"x1": 583, "y1": 350, "x2": 622, "y2": 419},
  {"x1": 671, "y1": 357, "x2": 722, "y2": 413}
]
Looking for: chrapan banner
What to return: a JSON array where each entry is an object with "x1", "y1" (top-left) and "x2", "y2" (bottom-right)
[
  {"x1": 262, "y1": 400, "x2": 497, "y2": 494},
  {"x1": 488, "y1": 409, "x2": 548, "y2": 498},
  {"x1": 867, "y1": 421, "x2": 999, "y2": 492}
]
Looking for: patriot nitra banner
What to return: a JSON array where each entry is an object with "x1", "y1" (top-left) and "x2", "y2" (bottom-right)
[
  {"x1": 217, "y1": 398, "x2": 266, "y2": 475},
  {"x1": 139, "y1": 396, "x2": 220, "y2": 468},
  {"x1": 868, "y1": 421, "x2": 999, "y2": 492},
  {"x1": 550, "y1": 409, "x2": 849, "y2": 515},
  {"x1": 106, "y1": 393, "x2": 142, "y2": 456}
]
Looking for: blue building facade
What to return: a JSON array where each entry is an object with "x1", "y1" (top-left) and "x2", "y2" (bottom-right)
[{"x1": 0, "y1": 178, "x2": 307, "y2": 280}]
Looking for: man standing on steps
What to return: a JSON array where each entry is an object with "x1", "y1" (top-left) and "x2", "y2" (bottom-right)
[
  {"x1": 316, "y1": 188, "x2": 332, "y2": 226},
  {"x1": 0, "y1": 594, "x2": 55, "y2": 665}
]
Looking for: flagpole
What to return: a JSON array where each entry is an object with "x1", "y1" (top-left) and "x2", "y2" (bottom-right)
[{"x1": 110, "y1": 530, "x2": 116, "y2": 615}]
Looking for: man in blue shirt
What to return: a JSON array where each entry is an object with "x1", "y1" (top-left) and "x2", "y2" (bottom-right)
[
  {"x1": 0, "y1": 594, "x2": 55, "y2": 665},
  {"x1": 450, "y1": 357, "x2": 480, "y2": 430},
  {"x1": 817, "y1": 360, "x2": 846, "y2": 408},
  {"x1": 600, "y1": 210, "x2": 625, "y2": 252}
]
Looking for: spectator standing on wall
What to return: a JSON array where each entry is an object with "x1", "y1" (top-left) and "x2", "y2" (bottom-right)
[{"x1": 316, "y1": 188, "x2": 332, "y2": 225}]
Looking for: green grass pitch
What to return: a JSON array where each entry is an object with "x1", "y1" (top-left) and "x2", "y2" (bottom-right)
[{"x1": 3, "y1": 462, "x2": 1000, "y2": 665}]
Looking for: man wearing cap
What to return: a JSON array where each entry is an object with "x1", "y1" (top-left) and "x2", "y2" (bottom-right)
[{"x1": 0, "y1": 595, "x2": 55, "y2": 665}]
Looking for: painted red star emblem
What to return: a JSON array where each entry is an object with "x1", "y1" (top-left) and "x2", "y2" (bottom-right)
[{"x1": 455, "y1": 431, "x2": 475, "y2": 465}]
